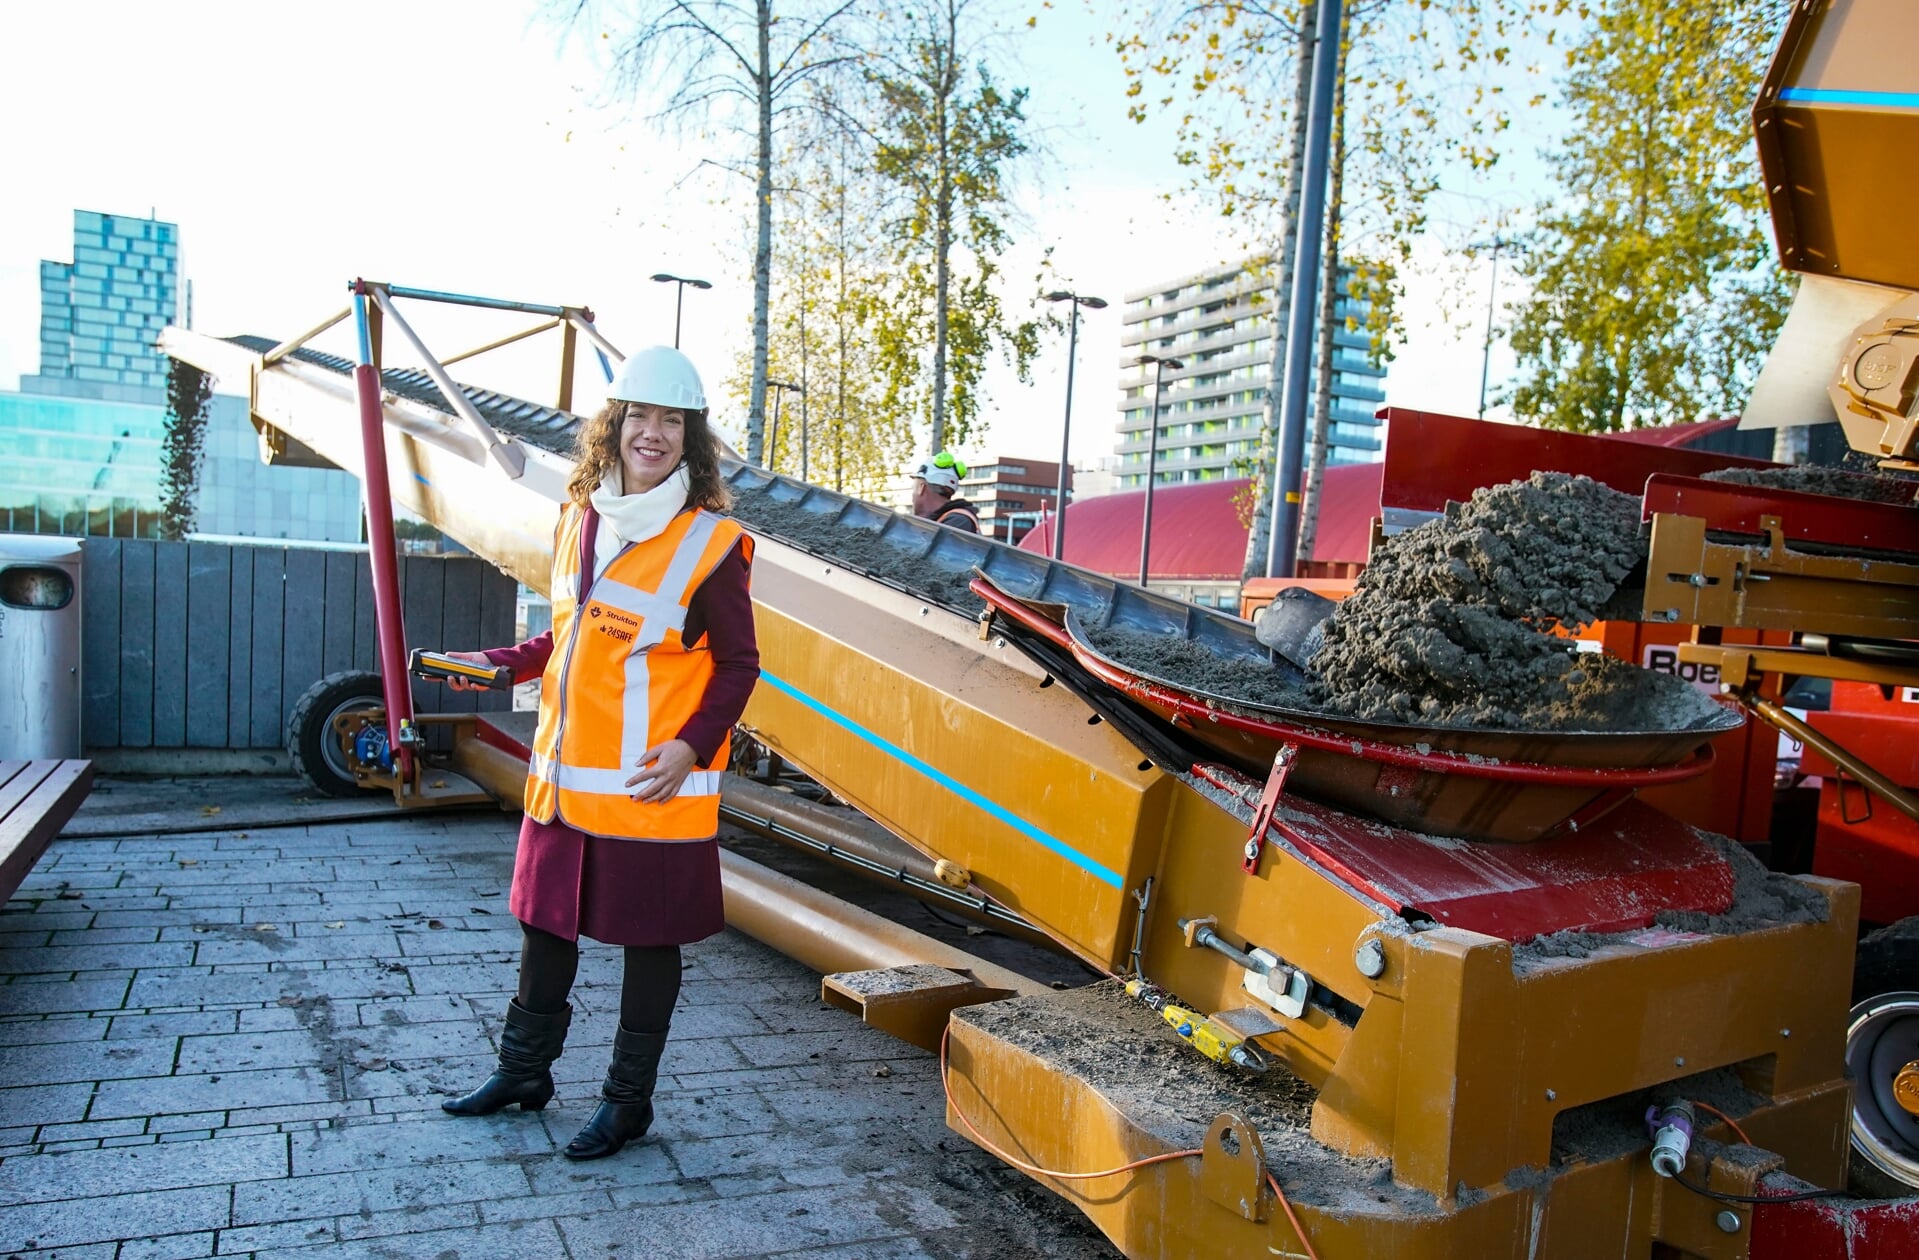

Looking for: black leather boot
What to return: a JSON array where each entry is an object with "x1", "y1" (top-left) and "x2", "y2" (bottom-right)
[
  {"x1": 442, "y1": 999, "x2": 571, "y2": 1116},
  {"x1": 564, "y1": 1025, "x2": 667, "y2": 1159}
]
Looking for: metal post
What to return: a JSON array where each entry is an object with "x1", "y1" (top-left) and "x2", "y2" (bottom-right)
[
  {"x1": 1136, "y1": 354, "x2": 1182, "y2": 586},
  {"x1": 765, "y1": 381, "x2": 801, "y2": 473},
  {"x1": 1043, "y1": 290, "x2": 1106, "y2": 561},
  {"x1": 651, "y1": 273, "x2": 713, "y2": 350},
  {"x1": 1265, "y1": 0, "x2": 1345, "y2": 579},
  {"x1": 558, "y1": 321, "x2": 578, "y2": 413},
  {"x1": 1477, "y1": 239, "x2": 1504, "y2": 421},
  {"x1": 1057, "y1": 309, "x2": 1079, "y2": 559},
  {"x1": 768, "y1": 390, "x2": 782, "y2": 471},
  {"x1": 349, "y1": 287, "x2": 416, "y2": 779}
]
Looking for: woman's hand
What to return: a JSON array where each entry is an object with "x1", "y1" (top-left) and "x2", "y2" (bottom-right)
[
  {"x1": 439, "y1": 651, "x2": 497, "y2": 692},
  {"x1": 626, "y1": 740, "x2": 698, "y2": 803}
]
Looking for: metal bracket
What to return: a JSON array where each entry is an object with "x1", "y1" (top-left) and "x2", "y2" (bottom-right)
[
  {"x1": 1243, "y1": 744, "x2": 1298, "y2": 875},
  {"x1": 1200, "y1": 1112, "x2": 1270, "y2": 1223},
  {"x1": 1243, "y1": 946, "x2": 1310, "y2": 1019}
]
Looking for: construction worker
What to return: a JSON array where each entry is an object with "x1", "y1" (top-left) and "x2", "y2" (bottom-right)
[
  {"x1": 907, "y1": 451, "x2": 981, "y2": 532},
  {"x1": 433, "y1": 346, "x2": 759, "y2": 1161}
]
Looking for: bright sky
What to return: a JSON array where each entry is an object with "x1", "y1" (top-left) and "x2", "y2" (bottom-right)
[{"x1": 0, "y1": 0, "x2": 1564, "y2": 470}]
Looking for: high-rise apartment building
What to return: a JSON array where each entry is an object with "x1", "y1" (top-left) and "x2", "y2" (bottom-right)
[
  {"x1": 2, "y1": 209, "x2": 362, "y2": 541},
  {"x1": 1115, "y1": 260, "x2": 1388, "y2": 489}
]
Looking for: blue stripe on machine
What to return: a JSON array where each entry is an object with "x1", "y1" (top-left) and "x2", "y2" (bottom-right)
[
  {"x1": 757, "y1": 670, "x2": 1123, "y2": 889},
  {"x1": 1779, "y1": 86, "x2": 1919, "y2": 108}
]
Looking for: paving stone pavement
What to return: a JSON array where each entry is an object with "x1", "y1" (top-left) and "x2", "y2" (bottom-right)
[{"x1": 1, "y1": 799, "x2": 1120, "y2": 1259}]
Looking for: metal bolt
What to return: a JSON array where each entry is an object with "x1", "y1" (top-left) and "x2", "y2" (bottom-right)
[
  {"x1": 1545, "y1": 1088, "x2": 1557, "y2": 1102},
  {"x1": 1716, "y1": 1210, "x2": 1741, "y2": 1234},
  {"x1": 994, "y1": 637, "x2": 1007, "y2": 649},
  {"x1": 1782, "y1": 1029, "x2": 1791, "y2": 1038},
  {"x1": 1354, "y1": 938, "x2": 1387, "y2": 979},
  {"x1": 1675, "y1": 1057, "x2": 1686, "y2": 1068}
]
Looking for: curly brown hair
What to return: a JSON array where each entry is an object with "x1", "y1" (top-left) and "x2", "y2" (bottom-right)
[{"x1": 565, "y1": 400, "x2": 732, "y2": 513}]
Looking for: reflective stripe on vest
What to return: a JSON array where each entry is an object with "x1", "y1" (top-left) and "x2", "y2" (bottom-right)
[
  {"x1": 529, "y1": 751, "x2": 724, "y2": 801},
  {"x1": 524, "y1": 506, "x2": 750, "y2": 841}
]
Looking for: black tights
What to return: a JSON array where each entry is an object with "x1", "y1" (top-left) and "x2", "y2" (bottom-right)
[{"x1": 516, "y1": 921, "x2": 681, "y2": 1034}]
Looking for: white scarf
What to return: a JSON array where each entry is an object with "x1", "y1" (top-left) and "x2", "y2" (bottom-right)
[{"x1": 589, "y1": 464, "x2": 690, "y2": 571}]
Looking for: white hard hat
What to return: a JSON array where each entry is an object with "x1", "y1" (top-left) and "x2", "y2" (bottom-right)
[
  {"x1": 609, "y1": 345, "x2": 706, "y2": 411},
  {"x1": 905, "y1": 453, "x2": 963, "y2": 493}
]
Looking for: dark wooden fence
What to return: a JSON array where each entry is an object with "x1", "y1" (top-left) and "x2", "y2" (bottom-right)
[{"x1": 81, "y1": 539, "x2": 516, "y2": 751}]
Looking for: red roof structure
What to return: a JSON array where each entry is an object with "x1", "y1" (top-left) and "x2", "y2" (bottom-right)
[{"x1": 1017, "y1": 462, "x2": 1383, "y2": 578}]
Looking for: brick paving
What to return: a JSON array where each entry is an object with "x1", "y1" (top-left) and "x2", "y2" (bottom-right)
[{"x1": 0, "y1": 799, "x2": 1117, "y2": 1259}]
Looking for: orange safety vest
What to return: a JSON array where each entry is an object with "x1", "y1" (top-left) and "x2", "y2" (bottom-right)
[{"x1": 525, "y1": 505, "x2": 752, "y2": 841}]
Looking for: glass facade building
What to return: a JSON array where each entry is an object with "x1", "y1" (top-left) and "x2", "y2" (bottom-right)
[
  {"x1": 1, "y1": 209, "x2": 362, "y2": 542},
  {"x1": 1114, "y1": 260, "x2": 1390, "y2": 489},
  {"x1": 26, "y1": 210, "x2": 179, "y2": 399}
]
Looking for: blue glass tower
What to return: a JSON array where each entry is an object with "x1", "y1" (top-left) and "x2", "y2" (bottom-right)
[{"x1": 22, "y1": 210, "x2": 179, "y2": 402}]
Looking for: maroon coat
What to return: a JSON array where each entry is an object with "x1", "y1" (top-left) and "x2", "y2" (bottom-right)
[{"x1": 485, "y1": 507, "x2": 760, "y2": 946}]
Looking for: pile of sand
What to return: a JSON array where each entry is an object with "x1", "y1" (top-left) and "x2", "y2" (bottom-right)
[
  {"x1": 1703, "y1": 464, "x2": 1916, "y2": 505},
  {"x1": 1308, "y1": 472, "x2": 1720, "y2": 731}
]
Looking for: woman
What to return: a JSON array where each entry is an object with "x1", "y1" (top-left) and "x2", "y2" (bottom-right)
[{"x1": 436, "y1": 345, "x2": 758, "y2": 1161}]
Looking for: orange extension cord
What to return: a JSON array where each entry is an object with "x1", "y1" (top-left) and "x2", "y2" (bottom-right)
[
  {"x1": 1693, "y1": 1100, "x2": 1753, "y2": 1146},
  {"x1": 938, "y1": 1026, "x2": 1322, "y2": 1260}
]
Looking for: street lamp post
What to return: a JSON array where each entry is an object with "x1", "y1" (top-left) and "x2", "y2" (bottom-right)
[
  {"x1": 649, "y1": 272, "x2": 713, "y2": 349},
  {"x1": 1474, "y1": 239, "x2": 1506, "y2": 421},
  {"x1": 765, "y1": 380, "x2": 802, "y2": 473},
  {"x1": 1044, "y1": 290, "x2": 1107, "y2": 561},
  {"x1": 1134, "y1": 354, "x2": 1183, "y2": 587}
]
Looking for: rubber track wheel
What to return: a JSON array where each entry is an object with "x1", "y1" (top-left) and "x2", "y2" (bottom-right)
[
  {"x1": 1848, "y1": 918, "x2": 1919, "y2": 1198},
  {"x1": 287, "y1": 670, "x2": 386, "y2": 798}
]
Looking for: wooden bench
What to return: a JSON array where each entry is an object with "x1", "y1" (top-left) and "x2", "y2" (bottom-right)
[{"x1": 0, "y1": 760, "x2": 95, "y2": 907}]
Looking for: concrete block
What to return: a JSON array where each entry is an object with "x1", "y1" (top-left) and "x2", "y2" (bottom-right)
[
  {"x1": 177, "y1": 1030, "x2": 335, "y2": 1075},
  {"x1": 256, "y1": 1218, "x2": 565, "y2": 1260},
  {"x1": 223, "y1": 1098, "x2": 371, "y2": 1130},
  {"x1": 554, "y1": 1181, "x2": 927, "y2": 1260},
  {"x1": 334, "y1": 1199, "x2": 478, "y2": 1240},
  {"x1": 477, "y1": 1187, "x2": 616, "y2": 1223},
  {"x1": 0, "y1": 1082, "x2": 94, "y2": 1127},
  {"x1": 147, "y1": 1110, "x2": 229, "y2": 1134},
  {"x1": 235, "y1": 1006, "x2": 306, "y2": 1034},
  {"x1": 288, "y1": 1112, "x2": 554, "y2": 1176},
  {"x1": 0, "y1": 1133, "x2": 285, "y2": 1207},
  {"x1": 0, "y1": 976, "x2": 130, "y2": 1016},
  {"x1": 36, "y1": 1117, "x2": 148, "y2": 1144},
  {"x1": 0, "y1": 1015, "x2": 109, "y2": 1046},
  {"x1": 230, "y1": 1159, "x2": 532, "y2": 1226},
  {"x1": 109, "y1": 1011, "x2": 238, "y2": 1039},
  {"x1": 90, "y1": 1067, "x2": 333, "y2": 1120},
  {"x1": 115, "y1": 1229, "x2": 219, "y2": 1260},
  {"x1": 214, "y1": 1218, "x2": 336, "y2": 1253},
  {"x1": 0, "y1": 941, "x2": 196, "y2": 973},
  {"x1": 49, "y1": 926, "x2": 161, "y2": 946}
]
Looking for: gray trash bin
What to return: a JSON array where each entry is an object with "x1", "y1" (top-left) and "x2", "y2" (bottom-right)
[{"x1": 0, "y1": 536, "x2": 84, "y2": 759}]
